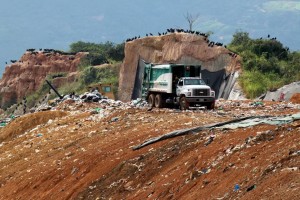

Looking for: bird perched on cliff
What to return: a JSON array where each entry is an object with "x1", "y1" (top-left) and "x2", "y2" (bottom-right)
[{"x1": 208, "y1": 42, "x2": 215, "y2": 47}]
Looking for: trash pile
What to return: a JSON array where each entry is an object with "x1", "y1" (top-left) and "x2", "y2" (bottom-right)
[
  {"x1": 32, "y1": 89, "x2": 149, "y2": 113},
  {"x1": 0, "y1": 115, "x2": 15, "y2": 128},
  {"x1": 0, "y1": 94, "x2": 299, "y2": 199},
  {"x1": 215, "y1": 99, "x2": 300, "y2": 117}
]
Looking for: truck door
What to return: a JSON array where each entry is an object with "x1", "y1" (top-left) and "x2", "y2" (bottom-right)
[{"x1": 176, "y1": 79, "x2": 183, "y2": 96}]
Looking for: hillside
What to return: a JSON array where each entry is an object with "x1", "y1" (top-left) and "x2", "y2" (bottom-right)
[
  {"x1": 0, "y1": 98, "x2": 299, "y2": 199},
  {"x1": 0, "y1": 50, "x2": 86, "y2": 109}
]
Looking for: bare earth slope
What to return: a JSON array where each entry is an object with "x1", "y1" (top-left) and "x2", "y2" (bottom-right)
[{"x1": 0, "y1": 100, "x2": 299, "y2": 200}]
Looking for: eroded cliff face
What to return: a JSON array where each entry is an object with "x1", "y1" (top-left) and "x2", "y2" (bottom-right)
[
  {"x1": 118, "y1": 33, "x2": 241, "y2": 102},
  {"x1": 0, "y1": 51, "x2": 86, "y2": 108}
]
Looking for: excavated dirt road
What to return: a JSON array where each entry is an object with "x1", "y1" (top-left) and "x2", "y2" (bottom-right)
[{"x1": 0, "y1": 100, "x2": 299, "y2": 200}]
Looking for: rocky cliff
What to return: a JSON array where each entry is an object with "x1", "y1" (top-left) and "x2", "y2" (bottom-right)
[
  {"x1": 0, "y1": 51, "x2": 86, "y2": 108},
  {"x1": 118, "y1": 33, "x2": 241, "y2": 102}
]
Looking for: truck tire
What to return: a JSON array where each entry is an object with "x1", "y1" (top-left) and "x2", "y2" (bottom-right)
[
  {"x1": 148, "y1": 94, "x2": 155, "y2": 107},
  {"x1": 154, "y1": 94, "x2": 164, "y2": 108},
  {"x1": 207, "y1": 102, "x2": 215, "y2": 110},
  {"x1": 179, "y1": 96, "x2": 189, "y2": 110}
]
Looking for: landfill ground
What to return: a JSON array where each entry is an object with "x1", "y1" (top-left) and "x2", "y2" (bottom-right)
[{"x1": 0, "y1": 99, "x2": 299, "y2": 200}]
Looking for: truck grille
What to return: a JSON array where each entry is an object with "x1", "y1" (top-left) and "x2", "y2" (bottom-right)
[{"x1": 192, "y1": 89, "x2": 209, "y2": 96}]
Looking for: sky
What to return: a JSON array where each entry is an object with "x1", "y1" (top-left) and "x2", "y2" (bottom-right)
[{"x1": 1, "y1": 0, "x2": 300, "y2": 76}]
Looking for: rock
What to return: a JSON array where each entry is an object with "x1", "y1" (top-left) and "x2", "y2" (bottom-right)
[
  {"x1": 263, "y1": 82, "x2": 300, "y2": 102},
  {"x1": 0, "y1": 51, "x2": 86, "y2": 108}
]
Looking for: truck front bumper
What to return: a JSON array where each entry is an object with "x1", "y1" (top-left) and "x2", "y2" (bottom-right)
[{"x1": 186, "y1": 97, "x2": 215, "y2": 103}]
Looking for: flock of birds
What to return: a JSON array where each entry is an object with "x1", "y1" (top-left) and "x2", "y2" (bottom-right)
[
  {"x1": 5, "y1": 32, "x2": 283, "y2": 65},
  {"x1": 26, "y1": 48, "x2": 77, "y2": 55},
  {"x1": 125, "y1": 28, "x2": 228, "y2": 50},
  {"x1": 126, "y1": 28, "x2": 211, "y2": 42},
  {"x1": 5, "y1": 49, "x2": 77, "y2": 65}
]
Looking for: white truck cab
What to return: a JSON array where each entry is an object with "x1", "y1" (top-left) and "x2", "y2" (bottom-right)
[{"x1": 175, "y1": 77, "x2": 215, "y2": 109}]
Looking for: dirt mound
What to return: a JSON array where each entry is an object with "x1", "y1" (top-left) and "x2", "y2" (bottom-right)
[
  {"x1": 0, "y1": 110, "x2": 67, "y2": 143},
  {"x1": 0, "y1": 100, "x2": 299, "y2": 199},
  {"x1": 290, "y1": 93, "x2": 300, "y2": 104}
]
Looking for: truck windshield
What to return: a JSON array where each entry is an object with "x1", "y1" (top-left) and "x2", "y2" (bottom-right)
[{"x1": 184, "y1": 79, "x2": 205, "y2": 85}]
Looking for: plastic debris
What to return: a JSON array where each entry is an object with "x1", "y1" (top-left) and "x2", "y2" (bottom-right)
[
  {"x1": 246, "y1": 184, "x2": 256, "y2": 192},
  {"x1": 0, "y1": 122, "x2": 6, "y2": 127},
  {"x1": 204, "y1": 134, "x2": 215, "y2": 146},
  {"x1": 110, "y1": 117, "x2": 119, "y2": 122},
  {"x1": 234, "y1": 184, "x2": 240, "y2": 192}
]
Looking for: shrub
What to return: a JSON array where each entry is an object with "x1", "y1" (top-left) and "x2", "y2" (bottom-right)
[{"x1": 229, "y1": 31, "x2": 300, "y2": 98}]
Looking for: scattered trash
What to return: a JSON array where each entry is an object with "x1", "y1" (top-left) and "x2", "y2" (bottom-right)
[
  {"x1": 281, "y1": 167, "x2": 298, "y2": 172},
  {"x1": 204, "y1": 134, "x2": 215, "y2": 146},
  {"x1": 0, "y1": 122, "x2": 6, "y2": 127},
  {"x1": 217, "y1": 113, "x2": 300, "y2": 129},
  {"x1": 95, "y1": 107, "x2": 101, "y2": 113},
  {"x1": 246, "y1": 184, "x2": 256, "y2": 192},
  {"x1": 36, "y1": 133, "x2": 43, "y2": 137},
  {"x1": 110, "y1": 117, "x2": 119, "y2": 122},
  {"x1": 234, "y1": 184, "x2": 240, "y2": 192},
  {"x1": 250, "y1": 101, "x2": 264, "y2": 107},
  {"x1": 80, "y1": 90, "x2": 103, "y2": 102},
  {"x1": 279, "y1": 92, "x2": 285, "y2": 102}
]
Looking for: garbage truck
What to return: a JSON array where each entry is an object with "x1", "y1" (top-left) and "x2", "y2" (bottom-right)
[{"x1": 142, "y1": 62, "x2": 215, "y2": 109}]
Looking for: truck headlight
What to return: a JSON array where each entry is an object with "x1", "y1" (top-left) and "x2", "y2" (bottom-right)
[
  {"x1": 210, "y1": 90, "x2": 215, "y2": 97},
  {"x1": 187, "y1": 92, "x2": 191, "y2": 96}
]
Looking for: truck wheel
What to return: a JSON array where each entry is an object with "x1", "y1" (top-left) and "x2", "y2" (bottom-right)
[
  {"x1": 179, "y1": 96, "x2": 189, "y2": 110},
  {"x1": 148, "y1": 94, "x2": 155, "y2": 107},
  {"x1": 154, "y1": 94, "x2": 164, "y2": 108},
  {"x1": 207, "y1": 102, "x2": 215, "y2": 110}
]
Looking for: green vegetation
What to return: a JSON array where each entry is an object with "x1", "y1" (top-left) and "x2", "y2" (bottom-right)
[
  {"x1": 70, "y1": 41, "x2": 124, "y2": 68},
  {"x1": 66, "y1": 41, "x2": 123, "y2": 98},
  {"x1": 24, "y1": 64, "x2": 121, "y2": 108},
  {"x1": 26, "y1": 72, "x2": 66, "y2": 108},
  {"x1": 228, "y1": 31, "x2": 300, "y2": 98},
  {"x1": 57, "y1": 63, "x2": 121, "y2": 98}
]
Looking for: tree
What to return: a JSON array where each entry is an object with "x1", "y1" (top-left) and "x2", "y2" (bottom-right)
[
  {"x1": 184, "y1": 12, "x2": 199, "y2": 31},
  {"x1": 69, "y1": 41, "x2": 124, "y2": 66},
  {"x1": 229, "y1": 30, "x2": 300, "y2": 98},
  {"x1": 230, "y1": 31, "x2": 250, "y2": 46}
]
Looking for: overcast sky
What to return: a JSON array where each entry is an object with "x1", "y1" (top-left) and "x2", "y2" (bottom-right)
[{"x1": 1, "y1": 0, "x2": 300, "y2": 76}]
